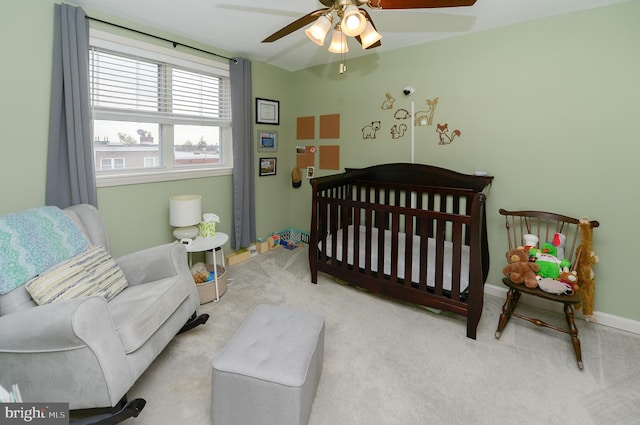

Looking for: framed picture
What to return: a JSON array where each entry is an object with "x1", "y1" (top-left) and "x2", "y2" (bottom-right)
[
  {"x1": 306, "y1": 166, "x2": 315, "y2": 179},
  {"x1": 257, "y1": 131, "x2": 278, "y2": 152},
  {"x1": 259, "y1": 157, "x2": 277, "y2": 176},
  {"x1": 256, "y1": 98, "x2": 279, "y2": 125}
]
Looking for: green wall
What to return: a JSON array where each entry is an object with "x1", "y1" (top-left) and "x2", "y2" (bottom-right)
[
  {"x1": 2, "y1": 0, "x2": 639, "y2": 323},
  {"x1": 286, "y1": 1, "x2": 640, "y2": 322},
  {"x1": 1, "y1": 0, "x2": 53, "y2": 213}
]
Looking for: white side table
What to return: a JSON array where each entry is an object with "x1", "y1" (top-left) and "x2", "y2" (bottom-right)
[{"x1": 183, "y1": 232, "x2": 229, "y2": 302}]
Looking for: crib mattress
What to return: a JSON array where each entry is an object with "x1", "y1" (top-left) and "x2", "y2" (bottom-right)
[{"x1": 320, "y1": 225, "x2": 470, "y2": 293}]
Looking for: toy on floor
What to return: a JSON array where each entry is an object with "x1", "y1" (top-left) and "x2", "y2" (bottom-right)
[{"x1": 191, "y1": 262, "x2": 214, "y2": 284}]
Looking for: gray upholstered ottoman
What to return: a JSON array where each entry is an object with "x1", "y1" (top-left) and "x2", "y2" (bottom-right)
[{"x1": 211, "y1": 304, "x2": 325, "y2": 425}]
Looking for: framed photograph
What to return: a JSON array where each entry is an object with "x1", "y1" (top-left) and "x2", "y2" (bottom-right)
[
  {"x1": 259, "y1": 157, "x2": 277, "y2": 176},
  {"x1": 256, "y1": 98, "x2": 279, "y2": 125},
  {"x1": 306, "y1": 166, "x2": 315, "y2": 179},
  {"x1": 257, "y1": 131, "x2": 278, "y2": 152}
]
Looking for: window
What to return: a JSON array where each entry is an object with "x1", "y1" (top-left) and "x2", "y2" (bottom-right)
[
  {"x1": 89, "y1": 31, "x2": 232, "y2": 186},
  {"x1": 100, "y1": 158, "x2": 125, "y2": 170}
]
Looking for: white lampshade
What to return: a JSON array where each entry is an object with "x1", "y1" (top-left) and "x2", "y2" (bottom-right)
[
  {"x1": 328, "y1": 28, "x2": 349, "y2": 53},
  {"x1": 359, "y1": 21, "x2": 382, "y2": 49},
  {"x1": 305, "y1": 14, "x2": 333, "y2": 46},
  {"x1": 170, "y1": 195, "x2": 202, "y2": 240},
  {"x1": 341, "y1": 5, "x2": 367, "y2": 37}
]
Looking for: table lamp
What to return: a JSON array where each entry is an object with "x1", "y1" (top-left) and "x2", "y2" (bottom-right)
[{"x1": 169, "y1": 194, "x2": 202, "y2": 242}]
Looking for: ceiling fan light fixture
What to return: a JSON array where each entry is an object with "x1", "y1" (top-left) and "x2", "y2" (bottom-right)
[
  {"x1": 340, "y1": 5, "x2": 367, "y2": 37},
  {"x1": 305, "y1": 14, "x2": 333, "y2": 46},
  {"x1": 328, "y1": 26, "x2": 349, "y2": 54},
  {"x1": 359, "y1": 21, "x2": 382, "y2": 49}
]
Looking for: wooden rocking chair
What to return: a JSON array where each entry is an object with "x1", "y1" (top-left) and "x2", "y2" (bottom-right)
[{"x1": 495, "y1": 209, "x2": 599, "y2": 369}]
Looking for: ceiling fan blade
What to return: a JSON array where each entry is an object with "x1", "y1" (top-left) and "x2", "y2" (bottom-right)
[
  {"x1": 262, "y1": 8, "x2": 329, "y2": 43},
  {"x1": 355, "y1": 9, "x2": 382, "y2": 49},
  {"x1": 216, "y1": 5, "x2": 303, "y2": 19},
  {"x1": 373, "y1": 12, "x2": 475, "y2": 33},
  {"x1": 368, "y1": 0, "x2": 477, "y2": 9}
]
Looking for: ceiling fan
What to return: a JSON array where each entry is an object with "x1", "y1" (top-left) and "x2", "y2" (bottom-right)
[{"x1": 262, "y1": 0, "x2": 478, "y2": 52}]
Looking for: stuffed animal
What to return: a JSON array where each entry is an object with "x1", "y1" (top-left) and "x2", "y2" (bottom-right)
[
  {"x1": 576, "y1": 217, "x2": 599, "y2": 321},
  {"x1": 552, "y1": 232, "x2": 567, "y2": 260},
  {"x1": 190, "y1": 262, "x2": 210, "y2": 284},
  {"x1": 534, "y1": 242, "x2": 562, "y2": 279},
  {"x1": 503, "y1": 249, "x2": 540, "y2": 288},
  {"x1": 558, "y1": 268, "x2": 579, "y2": 291},
  {"x1": 538, "y1": 277, "x2": 574, "y2": 295},
  {"x1": 523, "y1": 234, "x2": 539, "y2": 253}
]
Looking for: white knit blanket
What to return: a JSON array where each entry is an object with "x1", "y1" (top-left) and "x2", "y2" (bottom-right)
[{"x1": 0, "y1": 206, "x2": 89, "y2": 294}]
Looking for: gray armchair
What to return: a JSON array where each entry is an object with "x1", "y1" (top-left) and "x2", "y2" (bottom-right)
[{"x1": 0, "y1": 204, "x2": 207, "y2": 416}]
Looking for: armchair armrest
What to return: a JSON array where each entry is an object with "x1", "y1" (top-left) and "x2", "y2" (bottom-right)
[
  {"x1": 116, "y1": 243, "x2": 191, "y2": 287},
  {"x1": 0, "y1": 296, "x2": 123, "y2": 353},
  {"x1": 0, "y1": 297, "x2": 132, "y2": 409}
]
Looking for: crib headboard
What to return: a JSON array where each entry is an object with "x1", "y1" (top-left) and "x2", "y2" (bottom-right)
[{"x1": 343, "y1": 163, "x2": 494, "y2": 193}]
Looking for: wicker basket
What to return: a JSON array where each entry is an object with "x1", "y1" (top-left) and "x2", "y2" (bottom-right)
[{"x1": 196, "y1": 264, "x2": 227, "y2": 304}]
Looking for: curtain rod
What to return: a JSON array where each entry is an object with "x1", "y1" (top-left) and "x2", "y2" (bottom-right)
[{"x1": 87, "y1": 16, "x2": 237, "y2": 63}]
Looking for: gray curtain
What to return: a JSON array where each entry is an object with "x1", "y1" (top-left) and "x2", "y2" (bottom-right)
[
  {"x1": 46, "y1": 4, "x2": 97, "y2": 208},
  {"x1": 230, "y1": 58, "x2": 256, "y2": 249}
]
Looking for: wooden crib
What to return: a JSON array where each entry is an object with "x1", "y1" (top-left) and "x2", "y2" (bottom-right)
[{"x1": 309, "y1": 163, "x2": 494, "y2": 339}]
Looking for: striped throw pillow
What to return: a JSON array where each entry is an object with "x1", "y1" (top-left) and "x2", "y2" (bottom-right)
[{"x1": 25, "y1": 246, "x2": 128, "y2": 305}]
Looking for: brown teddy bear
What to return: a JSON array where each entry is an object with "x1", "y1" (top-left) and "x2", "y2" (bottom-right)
[{"x1": 503, "y1": 248, "x2": 540, "y2": 288}]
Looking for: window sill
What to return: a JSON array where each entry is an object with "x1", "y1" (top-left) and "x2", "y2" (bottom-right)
[{"x1": 96, "y1": 167, "x2": 232, "y2": 188}]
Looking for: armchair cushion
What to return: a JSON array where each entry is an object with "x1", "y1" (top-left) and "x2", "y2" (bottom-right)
[
  {"x1": 25, "y1": 246, "x2": 128, "y2": 305},
  {"x1": 109, "y1": 276, "x2": 189, "y2": 354}
]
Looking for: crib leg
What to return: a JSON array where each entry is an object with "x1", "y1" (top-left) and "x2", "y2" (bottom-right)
[
  {"x1": 309, "y1": 254, "x2": 318, "y2": 284},
  {"x1": 495, "y1": 288, "x2": 520, "y2": 338},
  {"x1": 310, "y1": 262, "x2": 318, "y2": 284}
]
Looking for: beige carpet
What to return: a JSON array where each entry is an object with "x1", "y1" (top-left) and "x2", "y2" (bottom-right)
[{"x1": 124, "y1": 245, "x2": 640, "y2": 425}]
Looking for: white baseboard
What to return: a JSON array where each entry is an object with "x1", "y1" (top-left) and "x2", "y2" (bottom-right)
[{"x1": 484, "y1": 284, "x2": 640, "y2": 336}]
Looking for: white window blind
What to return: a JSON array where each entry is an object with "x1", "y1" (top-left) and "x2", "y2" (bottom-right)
[{"x1": 90, "y1": 48, "x2": 231, "y2": 125}]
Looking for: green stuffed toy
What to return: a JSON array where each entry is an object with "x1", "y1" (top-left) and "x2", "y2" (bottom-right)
[{"x1": 534, "y1": 242, "x2": 562, "y2": 279}]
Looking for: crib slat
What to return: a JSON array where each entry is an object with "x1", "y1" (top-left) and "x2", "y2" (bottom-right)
[
  {"x1": 341, "y1": 201, "x2": 350, "y2": 272},
  {"x1": 353, "y1": 205, "x2": 361, "y2": 271},
  {"x1": 376, "y1": 210, "x2": 385, "y2": 278},
  {"x1": 434, "y1": 218, "x2": 445, "y2": 297},
  {"x1": 404, "y1": 213, "x2": 414, "y2": 288},
  {"x1": 418, "y1": 218, "x2": 429, "y2": 292},
  {"x1": 390, "y1": 212, "x2": 400, "y2": 284},
  {"x1": 318, "y1": 197, "x2": 328, "y2": 262},
  {"x1": 329, "y1": 201, "x2": 339, "y2": 268},
  {"x1": 365, "y1": 206, "x2": 373, "y2": 275},
  {"x1": 451, "y1": 220, "x2": 463, "y2": 301}
]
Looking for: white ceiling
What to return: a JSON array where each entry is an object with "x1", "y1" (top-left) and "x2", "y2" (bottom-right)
[{"x1": 73, "y1": 0, "x2": 627, "y2": 71}]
